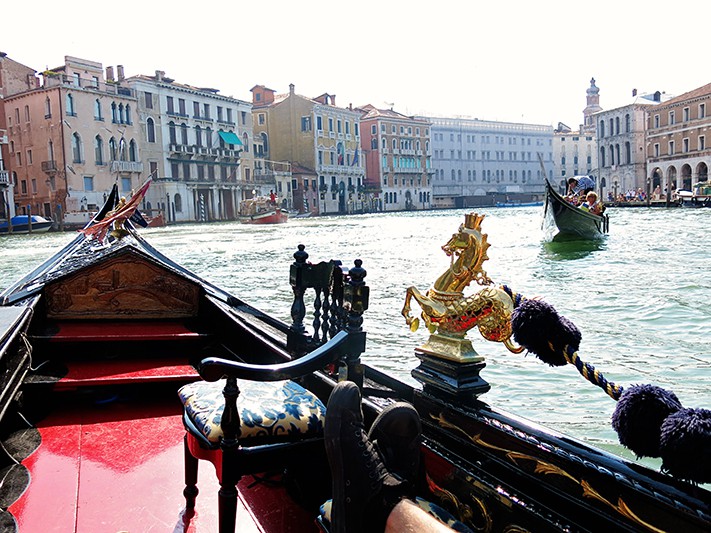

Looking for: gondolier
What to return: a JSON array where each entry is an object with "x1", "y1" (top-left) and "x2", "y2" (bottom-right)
[{"x1": 567, "y1": 175, "x2": 596, "y2": 196}]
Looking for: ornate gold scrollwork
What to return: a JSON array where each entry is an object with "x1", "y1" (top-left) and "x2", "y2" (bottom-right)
[{"x1": 431, "y1": 411, "x2": 664, "y2": 533}]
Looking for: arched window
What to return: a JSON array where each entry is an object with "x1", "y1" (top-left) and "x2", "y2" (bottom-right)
[
  {"x1": 600, "y1": 147, "x2": 606, "y2": 167},
  {"x1": 94, "y1": 99, "x2": 102, "y2": 120},
  {"x1": 111, "y1": 102, "x2": 118, "y2": 123},
  {"x1": 94, "y1": 135, "x2": 104, "y2": 165},
  {"x1": 615, "y1": 117, "x2": 620, "y2": 134},
  {"x1": 205, "y1": 128, "x2": 212, "y2": 147},
  {"x1": 129, "y1": 139, "x2": 137, "y2": 162},
  {"x1": 599, "y1": 120, "x2": 605, "y2": 137},
  {"x1": 625, "y1": 114, "x2": 631, "y2": 133},
  {"x1": 147, "y1": 118, "x2": 156, "y2": 143},
  {"x1": 371, "y1": 138, "x2": 377, "y2": 149},
  {"x1": 66, "y1": 93, "x2": 75, "y2": 115},
  {"x1": 174, "y1": 193, "x2": 183, "y2": 213},
  {"x1": 625, "y1": 141, "x2": 631, "y2": 164},
  {"x1": 71, "y1": 132, "x2": 82, "y2": 163},
  {"x1": 261, "y1": 132, "x2": 268, "y2": 153},
  {"x1": 180, "y1": 123, "x2": 188, "y2": 145},
  {"x1": 24, "y1": 105, "x2": 30, "y2": 122},
  {"x1": 615, "y1": 144, "x2": 620, "y2": 166},
  {"x1": 45, "y1": 97, "x2": 52, "y2": 118},
  {"x1": 392, "y1": 139, "x2": 397, "y2": 150},
  {"x1": 242, "y1": 133, "x2": 249, "y2": 152},
  {"x1": 195, "y1": 125, "x2": 202, "y2": 147},
  {"x1": 109, "y1": 137, "x2": 118, "y2": 161},
  {"x1": 119, "y1": 138, "x2": 127, "y2": 161},
  {"x1": 609, "y1": 145, "x2": 615, "y2": 166},
  {"x1": 118, "y1": 103, "x2": 125, "y2": 124},
  {"x1": 168, "y1": 122, "x2": 177, "y2": 145},
  {"x1": 125, "y1": 104, "x2": 132, "y2": 125}
]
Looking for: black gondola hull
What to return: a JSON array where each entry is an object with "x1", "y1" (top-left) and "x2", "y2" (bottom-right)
[{"x1": 545, "y1": 180, "x2": 609, "y2": 239}]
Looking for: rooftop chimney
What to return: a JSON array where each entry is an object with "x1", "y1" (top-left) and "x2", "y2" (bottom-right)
[
  {"x1": 117, "y1": 65, "x2": 125, "y2": 81},
  {"x1": 289, "y1": 83, "x2": 295, "y2": 95},
  {"x1": 106, "y1": 66, "x2": 114, "y2": 82}
]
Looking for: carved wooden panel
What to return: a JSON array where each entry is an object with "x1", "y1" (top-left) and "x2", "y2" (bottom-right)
[{"x1": 45, "y1": 254, "x2": 200, "y2": 319}]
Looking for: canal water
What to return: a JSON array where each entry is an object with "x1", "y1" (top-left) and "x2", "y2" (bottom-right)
[{"x1": 1, "y1": 206, "x2": 709, "y2": 471}]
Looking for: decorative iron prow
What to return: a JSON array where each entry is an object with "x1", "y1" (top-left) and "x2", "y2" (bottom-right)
[{"x1": 403, "y1": 213, "x2": 522, "y2": 399}]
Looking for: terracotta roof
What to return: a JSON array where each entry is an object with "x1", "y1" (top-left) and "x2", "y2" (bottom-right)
[
  {"x1": 653, "y1": 82, "x2": 711, "y2": 107},
  {"x1": 290, "y1": 163, "x2": 316, "y2": 175}
]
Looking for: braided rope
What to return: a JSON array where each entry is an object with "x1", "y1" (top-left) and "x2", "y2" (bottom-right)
[
  {"x1": 505, "y1": 284, "x2": 623, "y2": 401},
  {"x1": 501, "y1": 285, "x2": 524, "y2": 308},
  {"x1": 562, "y1": 344, "x2": 624, "y2": 401}
]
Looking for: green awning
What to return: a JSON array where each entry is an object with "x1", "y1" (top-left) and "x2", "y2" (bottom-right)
[{"x1": 218, "y1": 131, "x2": 243, "y2": 146}]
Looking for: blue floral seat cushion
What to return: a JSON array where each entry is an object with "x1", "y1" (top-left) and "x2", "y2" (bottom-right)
[
  {"x1": 178, "y1": 379, "x2": 326, "y2": 444},
  {"x1": 318, "y1": 497, "x2": 473, "y2": 532}
]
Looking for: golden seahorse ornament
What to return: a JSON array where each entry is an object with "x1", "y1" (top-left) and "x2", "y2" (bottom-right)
[{"x1": 401, "y1": 213, "x2": 523, "y2": 357}]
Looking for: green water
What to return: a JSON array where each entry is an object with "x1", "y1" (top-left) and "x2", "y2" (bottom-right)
[{"x1": 1, "y1": 206, "x2": 709, "y2": 469}]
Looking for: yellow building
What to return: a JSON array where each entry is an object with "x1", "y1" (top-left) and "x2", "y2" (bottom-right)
[{"x1": 251, "y1": 84, "x2": 364, "y2": 215}]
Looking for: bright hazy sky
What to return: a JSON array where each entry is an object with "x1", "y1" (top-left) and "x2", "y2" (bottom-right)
[{"x1": 3, "y1": 0, "x2": 708, "y2": 128}]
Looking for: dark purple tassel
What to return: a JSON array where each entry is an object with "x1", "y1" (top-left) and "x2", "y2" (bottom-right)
[
  {"x1": 659, "y1": 408, "x2": 711, "y2": 483},
  {"x1": 511, "y1": 299, "x2": 581, "y2": 366},
  {"x1": 611, "y1": 384, "x2": 682, "y2": 458}
]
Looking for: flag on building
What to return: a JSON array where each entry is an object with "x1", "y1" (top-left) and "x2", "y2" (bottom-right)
[{"x1": 351, "y1": 148, "x2": 359, "y2": 166}]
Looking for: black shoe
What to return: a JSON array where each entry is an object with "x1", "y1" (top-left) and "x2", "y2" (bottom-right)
[
  {"x1": 368, "y1": 401, "x2": 422, "y2": 498},
  {"x1": 325, "y1": 381, "x2": 407, "y2": 533}
]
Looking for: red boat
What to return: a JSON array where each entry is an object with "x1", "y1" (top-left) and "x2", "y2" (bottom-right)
[
  {"x1": 239, "y1": 197, "x2": 289, "y2": 224},
  {"x1": 0, "y1": 187, "x2": 708, "y2": 533}
]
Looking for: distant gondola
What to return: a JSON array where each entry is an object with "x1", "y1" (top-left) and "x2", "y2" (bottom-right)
[{"x1": 544, "y1": 179, "x2": 609, "y2": 239}]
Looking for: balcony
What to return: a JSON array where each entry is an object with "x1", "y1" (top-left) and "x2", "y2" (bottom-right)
[
  {"x1": 111, "y1": 161, "x2": 144, "y2": 173},
  {"x1": 0, "y1": 170, "x2": 9, "y2": 186},
  {"x1": 41, "y1": 160, "x2": 58, "y2": 173}
]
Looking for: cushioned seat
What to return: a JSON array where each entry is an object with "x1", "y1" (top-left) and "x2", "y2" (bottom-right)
[
  {"x1": 181, "y1": 251, "x2": 370, "y2": 533},
  {"x1": 179, "y1": 379, "x2": 326, "y2": 445}
]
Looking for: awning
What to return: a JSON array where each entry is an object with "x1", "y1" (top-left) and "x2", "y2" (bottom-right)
[{"x1": 218, "y1": 131, "x2": 243, "y2": 146}]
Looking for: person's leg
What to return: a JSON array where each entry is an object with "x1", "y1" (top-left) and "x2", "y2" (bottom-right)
[
  {"x1": 325, "y1": 381, "x2": 408, "y2": 532},
  {"x1": 385, "y1": 499, "x2": 456, "y2": 533}
]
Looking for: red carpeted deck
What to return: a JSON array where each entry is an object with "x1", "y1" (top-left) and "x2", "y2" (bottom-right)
[{"x1": 8, "y1": 395, "x2": 319, "y2": 532}]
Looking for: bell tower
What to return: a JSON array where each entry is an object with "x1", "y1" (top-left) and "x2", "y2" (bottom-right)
[{"x1": 582, "y1": 78, "x2": 602, "y2": 134}]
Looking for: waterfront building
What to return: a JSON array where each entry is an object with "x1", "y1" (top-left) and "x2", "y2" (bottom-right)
[
  {"x1": 0, "y1": 52, "x2": 36, "y2": 221},
  {"x1": 425, "y1": 116, "x2": 553, "y2": 208},
  {"x1": 250, "y1": 84, "x2": 364, "y2": 215},
  {"x1": 594, "y1": 89, "x2": 671, "y2": 200},
  {"x1": 551, "y1": 79, "x2": 600, "y2": 195},
  {"x1": 3, "y1": 56, "x2": 143, "y2": 228},
  {"x1": 646, "y1": 82, "x2": 711, "y2": 194},
  {"x1": 123, "y1": 70, "x2": 253, "y2": 223},
  {"x1": 551, "y1": 124, "x2": 596, "y2": 193},
  {"x1": 358, "y1": 105, "x2": 432, "y2": 211}
]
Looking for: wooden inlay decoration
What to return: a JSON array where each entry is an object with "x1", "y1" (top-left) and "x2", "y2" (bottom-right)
[{"x1": 44, "y1": 254, "x2": 200, "y2": 319}]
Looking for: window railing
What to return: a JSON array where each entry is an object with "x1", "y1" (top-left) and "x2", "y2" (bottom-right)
[
  {"x1": 41, "y1": 160, "x2": 57, "y2": 172},
  {"x1": 111, "y1": 161, "x2": 144, "y2": 173}
]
